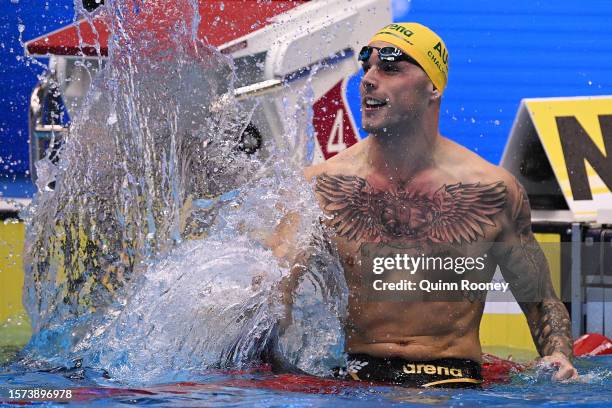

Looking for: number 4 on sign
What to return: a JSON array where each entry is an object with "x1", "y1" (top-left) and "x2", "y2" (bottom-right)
[{"x1": 327, "y1": 109, "x2": 347, "y2": 153}]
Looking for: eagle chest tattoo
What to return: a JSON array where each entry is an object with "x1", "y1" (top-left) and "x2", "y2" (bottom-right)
[{"x1": 315, "y1": 174, "x2": 507, "y2": 244}]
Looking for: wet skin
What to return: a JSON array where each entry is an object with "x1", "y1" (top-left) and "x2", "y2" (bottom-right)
[
  {"x1": 297, "y1": 42, "x2": 576, "y2": 379},
  {"x1": 305, "y1": 138, "x2": 516, "y2": 363}
]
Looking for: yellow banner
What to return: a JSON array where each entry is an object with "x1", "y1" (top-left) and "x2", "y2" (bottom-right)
[{"x1": 525, "y1": 96, "x2": 612, "y2": 220}]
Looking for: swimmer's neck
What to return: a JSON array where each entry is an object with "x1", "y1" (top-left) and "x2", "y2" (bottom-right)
[{"x1": 366, "y1": 116, "x2": 441, "y2": 181}]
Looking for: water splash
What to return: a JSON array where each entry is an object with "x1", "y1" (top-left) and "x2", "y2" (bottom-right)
[
  {"x1": 20, "y1": 0, "x2": 347, "y2": 383},
  {"x1": 511, "y1": 357, "x2": 612, "y2": 386}
]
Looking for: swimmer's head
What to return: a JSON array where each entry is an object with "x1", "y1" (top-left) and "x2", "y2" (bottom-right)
[{"x1": 364, "y1": 23, "x2": 449, "y2": 93}]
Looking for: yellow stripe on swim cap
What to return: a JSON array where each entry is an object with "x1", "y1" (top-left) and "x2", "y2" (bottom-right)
[{"x1": 369, "y1": 23, "x2": 449, "y2": 93}]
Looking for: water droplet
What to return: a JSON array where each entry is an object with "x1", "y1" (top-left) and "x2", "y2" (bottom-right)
[{"x1": 107, "y1": 112, "x2": 118, "y2": 125}]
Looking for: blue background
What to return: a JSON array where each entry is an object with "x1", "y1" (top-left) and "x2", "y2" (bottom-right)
[
  {"x1": 1, "y1": 0, "x2": 612, "y2": 198},
  {"x1": 0, "y1": 0, "x2": 74, "y2": 198}
]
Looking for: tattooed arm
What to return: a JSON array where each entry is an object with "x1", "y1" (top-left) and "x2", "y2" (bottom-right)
[{"x1": 492, "y1": 180, "x2": 577, "y2": 380}]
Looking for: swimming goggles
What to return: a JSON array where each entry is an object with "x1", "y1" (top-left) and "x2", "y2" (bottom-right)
[{"x1": 358, "y1": 46, "x2": 420, "y2": 66}]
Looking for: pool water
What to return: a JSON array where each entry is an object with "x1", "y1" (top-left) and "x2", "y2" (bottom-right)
[{"x1": 1, "y1": 352, "x2": 610, "y2": 407}]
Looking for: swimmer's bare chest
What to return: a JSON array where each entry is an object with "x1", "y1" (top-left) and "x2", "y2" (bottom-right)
[{"x1": 314, "y1": 171, "x2": 509, "y2": 361}]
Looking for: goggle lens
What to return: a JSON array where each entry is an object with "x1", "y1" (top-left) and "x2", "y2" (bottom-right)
[{"x1": 358, "y1": 46, "x2": 374, "y2": 61}]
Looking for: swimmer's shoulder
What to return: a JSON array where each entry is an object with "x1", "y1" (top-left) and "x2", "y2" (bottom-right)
[
  {"x1": 439, "y1": 136, "x2": 517, "y2": 185},
  {"x1": 439, "y1": 136, "x2": 525, "y2": 217},
  {"x1": 303, "y1": 139, "x2": 368, "y2": 182}
]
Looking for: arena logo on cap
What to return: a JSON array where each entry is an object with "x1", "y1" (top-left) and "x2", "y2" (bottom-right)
[{"x1": 382, "y1": 23, "x2": 414, "y2": 38}]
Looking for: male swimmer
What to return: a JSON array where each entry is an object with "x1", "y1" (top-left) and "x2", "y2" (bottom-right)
[{"x1": 270, "y1": 23, "x2": 577, "y2": 388}]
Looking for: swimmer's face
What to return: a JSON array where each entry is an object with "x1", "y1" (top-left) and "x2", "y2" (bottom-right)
[{"x1": 360, "y1": 41, "x2": 435, "y2": 135}]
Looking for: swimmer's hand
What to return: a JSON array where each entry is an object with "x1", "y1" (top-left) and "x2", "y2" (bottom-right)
[{"x1": 537, "y1": 352, "x2": 578, "y2": 381}]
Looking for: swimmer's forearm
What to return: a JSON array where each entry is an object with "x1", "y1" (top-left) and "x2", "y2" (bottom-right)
[
  {"x1": 264, "y1": 212, "x2": 302, "y2": 262},
  {"x1": 277, "y1": 253, "x2": 311, "y2": 332},
  {"x1": 494, "y1": 233, "x2": 572, "y2": 358},
  {"x1": 278, "y1": 259, "x2": 308, "y2": 305},
  {"x1": 496, "y1": 182, "x2": 573, "y2": 359},
  {"x1": 524, "y1": 299, "x2": 573, "y2": 359}
]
